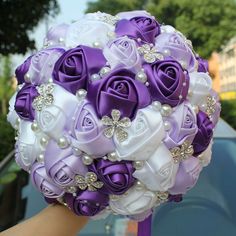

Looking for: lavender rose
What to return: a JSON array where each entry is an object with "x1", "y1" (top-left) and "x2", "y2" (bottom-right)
[
  {"x1": 31, "y1": 163, "x2": 65, "y2": 198},
  {"x1": 103, "y1": 37, "x2": 141, "y2": 72},
  {"x1": 87, "y1": 68, "x2": 151, "y2": 119},
  {"x1": 196, "y1": 56, "x2": 209, "y2": 73},
  {"x1": 115, "y1": 16, "x2": 160, "y2": 44},
  {"x1": 192, "y1": 111, "x2": 214, "y2": 156},
  {"x1": 53, "y1": 45, "x2": 106, "y2": 94},
  {"x1": 89, "y1": 159, "x2": 135, "y2": 195},
  {"x1": 70, "y1": 101, "x2": 115, "y2": 157},
  {"x1": 144, "y1": 59, "x2": 189, "y2": 107},
  {"x1": 44, "y1": 140, "x2": 87, "y2": 187},
  {"x1": 15, "y1": 56, "x2": 32, "y2": 84},
  {"x1": 164, "y1": 102, "x2": 198, "y2": 149},
  {"x1": 65, "y1": 191, "x2": 109, "y2": 216},
  {"x1": 14, "y1": 83, "x2": 39, "y2": 121}
]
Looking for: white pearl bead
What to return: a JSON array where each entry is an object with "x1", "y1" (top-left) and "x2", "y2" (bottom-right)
[
  {"x1": 73, "y1": 147, "x2": 82, "y2": 156},
  {"x1": 99, "y1": 67, "x2": 111, "y2": 76},
  {"x1": 152, "y1": 101, "x2": 162, "y2": 111},
  {"x1": 48, "y1": 78, "x2": 53, "y2": 83},
  {"x1": 137, "y1": 38, "x2": 142, "y2": 42},
  {"x1": 82, "y1": 154, "x2": 93, "y2": 165},
  {"x1": 135, "y1": 71, "x2": 147, "y2": 83},
  {"x1": 164, "y1": 121, "x2": 171, "y2": 131},
  {"x1": 163, "y1": 49, "x2": 170, "y2": 56},
  {"x1": 58, "y1": 37, "x2": 64, "y2": 43},
  {"x1": 76, "y1": 89, "x2": 87, "y2": 100},
  {"x1": 107, "y1": 31, "x2": 115, "y2": 38},
  {"x1": 135, "y1": 181, "x2": 144, "y2": 191},
  {"x1": 58, "y1": 137, "x2": 69, "y2": 149},
  {"x1": 93, "y1": 41, "x2": 101, "y2": 48},
  {"x1": 180, "y1": 60, "x2": 187, "y2": 69},
  {"x1": 133, "y1": 161, "x2": 144, "y2": 170},
  {"x1": 90, "y1": 73, "x2": 100, "y2": 82},
  {"x1": 37, "y1": 154, "x2": 44, "y2": 163},
  {"x1": 107, "y1": 152, "x2": 117, "y2": 162},
  {"x1": 179, "y1": 95, "x2": 183, "y2": 99},
  {"x1": 40, "y1": 137, "x2": 48, "y2": 147},
  {"x1": 161, "y1": 104, "x2": 173, "y2": 116},
  {"x1": 24, "y1": 73, "x2": 31, "y2": 82},
  {"x1": 31, "y1": 121, "x2": 39, "y2": 132}
]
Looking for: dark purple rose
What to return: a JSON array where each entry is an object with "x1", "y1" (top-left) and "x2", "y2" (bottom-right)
[
  {"x1": 115, "y1": 17, "x2": 160, "y2": 44},
  {"x1": 196, "y1": 56, "x2": 209, "y2": 73},
  {"x1": 53, "y1": 45, "x2": 106, "y2": 94},
  {"x1": 192, "y1": 111, "x2": 214, "y2": 156},
  {"x1": 31, "y1": 163, "x2": 65, "y2": 199},
  {"x1": 44, "y1": 140, "x2": 87, "y2": 187},
  {"x1": 168, "y1": 194, "x2": 183, "y2": 203},
  {"x1": 15, "y1": 56, "x2": 32, "y2": 84},
  {"x1": 144, "y1": 59, "x2": 189, "y2": 107},
  {"x1": 14, "y1": 83, "x2": 39, "y2": 121},
  {"x1": 87, "y1": 69, "x2": 151, "y2": 119},
  {"x1": 65, "y1": 191, "x2": 109, "y2": 216},
  {"x1": 89, "y1": 159, "x2": 135, "y2": 195}
]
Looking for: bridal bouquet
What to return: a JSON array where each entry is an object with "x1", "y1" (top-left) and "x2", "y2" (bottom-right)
[{"x1": 7, "y1": 10, "x2": 220, "y2": 233}]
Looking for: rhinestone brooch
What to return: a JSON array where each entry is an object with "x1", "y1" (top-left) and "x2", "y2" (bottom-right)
[
  {"x1": 75, "y1": 172, "x2": 104, "y2": 192},
  {"x1": 138, "y1": 44, "x2": 164, "y2": 63},
  {"x1": 98, "y1": 14, "x2": 119, "y2": 25},
  {"x1": 170, "y1": 141, "x2": 194, "y2": 163},
  {"x1": 101, "y1": 109, "x2": 131, "y2": 142},
  {"x1": 33, "y1": 83, "x2": 54, "y2": 111},
  {"x1": 205, "y1": 95, "x2": 216, "y2": 117}
]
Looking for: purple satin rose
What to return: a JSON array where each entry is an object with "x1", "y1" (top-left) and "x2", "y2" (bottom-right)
[
  {"x1": 14, "y1": 83, "x2": 39, "y2": 121},
  {"x1": 87, "y1": 69, "x2": 151, "y2": 119},
  {"x1": 89, "y1": 159, "x2": 135, "y2": 195},
  {"x1": 15, "y1": 56, "x2": 32, "y2": 84},
  {"x1": 192, "y1": 111, "x2": 214, "y2": 156},
  {"x1": 196, "y1": 56, "x2": 209, "y2": 72},
  {"x1": 70, "y1": 101, "x2": 115, "y2": 157},
  {"x1": 65, "y1": 191, "x2": 109, "y2": 216},
  {"x1": 53, "y1": 45, "x2": 107, "y2": 94},
  {"x1": 103, "y1": 37, "x2": 141, "y2": 72},
  {"x1": 168, "y1": 194, "x2": 183, "y2": 202},
  {"x1": 31, "y1": 163, "x2": 65, "y2": 198},
  {"x1": 155, "y1": 33, "x2": 196, "y2": 72},
  {"x1": 164, "y1": 102, "x2": 198, "y2": 149},
  {"x1": 169, "y1": 157, "x2": 202, "y2": 194},
  {"x1": 44, "y1": 140, "x2": 87, "y2": 187},
  {"x1": 144, "y1": 59, "x2": 189, "y2": 107},
  {"x1": 115, "y1": 16, "x2": 160, "y2": 44},
  {"x1": 28, "y1": 48, "x2": 65, "y2": 85}
]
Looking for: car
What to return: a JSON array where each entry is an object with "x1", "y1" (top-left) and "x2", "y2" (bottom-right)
[{"x1": 0, "y1": 119, "x2": 236, "y2": 235}]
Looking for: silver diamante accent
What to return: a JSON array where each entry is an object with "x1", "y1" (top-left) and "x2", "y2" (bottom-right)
[
  {"x1": 33, "y1": 83, "x2": 54, "y2": 111},
  {"x1": 98, "y1": 14, "x2": 120, "y2": 25},
  {"x1": 170, "y1": 141, "x2": 194, "y2": 163},
  {"x1": 205, "y1": 95, "x2": 216, "y2": 116},
  {"x1": 75, "y1": 172, "x2": 104, "y2": 191},
  {"x1": 138, "y1": 44, "x2": 164, "y2": 63},
  {"x1": 102, "y1": 109, "x2": 131, "y2": 142}
]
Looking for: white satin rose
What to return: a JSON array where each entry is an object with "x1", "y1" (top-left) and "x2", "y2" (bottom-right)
[
  {"x1": 16, "y1": 120, "x2": 47, "y2": 171},
  {"x1": 35, "y1": 83, "x2": 78, "y2": 140},
  {"x1": 188, "y1": 72, "x2": 212, "y2": 106},
  {"x1": 66, "y1": 13, "x2": 115, "y2": 49},
  {"x1": 103, "y1": 36, "x2": 141, "y2": 72},
  {"x1": 110, "y1": 186, "x2": 157, "y2": 215},
  {"x1": 114, "y1": 106, "x2": 165, "y2": 161},
  {"x1": 198, "y1": 140, "x2": 213, "y2": 167},
  {"x1": 7, "y1": 91, "x2": 19, "y2": 129},
  {"x1": 133, "y1": 143, "x2": 178, "y2": 191}
]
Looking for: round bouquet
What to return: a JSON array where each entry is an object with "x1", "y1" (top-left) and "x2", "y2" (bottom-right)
[{"x1": 8, "y1": 10, "x2": 220, "y2": 235}]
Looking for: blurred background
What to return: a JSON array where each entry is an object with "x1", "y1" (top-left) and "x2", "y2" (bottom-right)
[{"x1": 0, "y1": 0, "x2": 236, "y2": 235}]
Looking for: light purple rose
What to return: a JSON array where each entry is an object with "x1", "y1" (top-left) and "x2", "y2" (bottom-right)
[
  {"x1": 69, "y1": 101, "x2": 115, "y2": 157},
  {"x1": 103, "y1": 37, "x2": 141, "y2": 72},
  {"x1": 27, "y1": 48, "x2": 65, "y2": 85},
  {"x1": 155, "y1": 33, "x2": 197, "y2": 72},
  {"x1": 117, "y1": 10, "x2": 152, "y2": 20},
  {"x1": 31, "y1": 163, "x2": 65, "y2": 198},
  {"x1": 143, "y1": 59, "x2": 190, "y2": 107},
  {"x1": 14, "y1": 83, "x2": 39, "y2": 121},
  {"x1": 169, "y1": 157, "x2": 202, "y2": 194},
  {"x1": 115, "y1": 16, "x2": 160, "y2": 44},
  {"x1": 44, "y1": 140, "x2": 87, "y2": 187},
  {"x1": 164, "y1": 102, "x2": 198, "y2": 149},
  {"x1": 65, "y1": 191, "x2": 109, "y2": 216}
]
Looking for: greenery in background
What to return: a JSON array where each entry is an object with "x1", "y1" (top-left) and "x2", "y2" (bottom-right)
[
  {"x1": 86, "y1": 0, "x2": 236, "y2": 58},
  {"x1": 0, "y1": 0, "x2": 59, "y2": 55},
  {"x1": 220, "y1": 100, "x2": 236, "y2": 130}
]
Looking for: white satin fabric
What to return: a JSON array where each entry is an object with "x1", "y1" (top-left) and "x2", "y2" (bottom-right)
[
  {"x1": 7, "y1": 91, "x2": 19, "y2": 128},
  {"x1": 199, "y1": 140, "x2": 213, "y2": 167}
]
